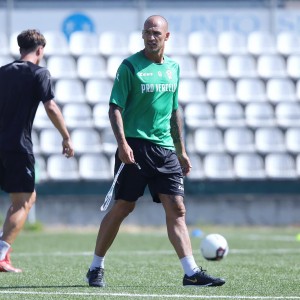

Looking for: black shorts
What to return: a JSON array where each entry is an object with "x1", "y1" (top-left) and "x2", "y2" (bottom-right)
[
  {"x1": 114, "y1": 138, "x2": 184, "y2": 203},
  {"x1": 0, "y1": 151, "x2": 35, "y2": 193}
]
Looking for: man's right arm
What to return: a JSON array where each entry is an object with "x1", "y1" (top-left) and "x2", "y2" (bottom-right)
[
  {"x1": 108, "y1": 103, "x2": 135, "y2": 164},
  {"x1": 43, "y1": 99, "x2": 74, "y2": 158}
]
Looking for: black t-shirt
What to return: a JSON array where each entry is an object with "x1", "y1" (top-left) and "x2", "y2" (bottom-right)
[{"x1": 0, "y1": 60, "x2": 54, "y2": 153}]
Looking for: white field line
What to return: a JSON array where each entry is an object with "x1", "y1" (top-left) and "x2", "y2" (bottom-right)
[
  {"x1": 0, "y1": 291, "x2": 300, "y2": 299},
  {"x1": 12, "y1": 248, "x2": 300, "y2": 257}
]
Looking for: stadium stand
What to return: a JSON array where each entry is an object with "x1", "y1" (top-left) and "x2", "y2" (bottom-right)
[{"x1": 4, "y1": 10, "x2": 300, "y2": 182}]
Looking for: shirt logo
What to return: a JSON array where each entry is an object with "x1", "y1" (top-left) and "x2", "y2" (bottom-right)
[
  {"x1": 26, "y1": 167, "x2": 33, "y2": 177},
  {"x1": 166, "y1": 70, "x2": 173, "y2": 80},
  {"x1": 138, "y1": 72, "x2": 153, "y2": 77}
]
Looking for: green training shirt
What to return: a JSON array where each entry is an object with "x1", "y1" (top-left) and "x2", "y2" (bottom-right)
[{"x1": 109, "y1": 50, "x2": 180, "y2": 150}]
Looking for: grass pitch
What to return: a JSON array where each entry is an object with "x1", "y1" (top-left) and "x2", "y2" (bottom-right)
[{"x1": 0, "y1": 225, "x2": 299, "y2": 300}]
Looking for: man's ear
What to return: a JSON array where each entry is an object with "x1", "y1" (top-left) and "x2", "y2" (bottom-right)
[{"x1": 165, "y1": 32, "x2": 170, "y2": 41}]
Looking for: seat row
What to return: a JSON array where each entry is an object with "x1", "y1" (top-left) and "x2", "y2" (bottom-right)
[
  {"x1": 35, "y1": 152, "x2": 300, "y2": 181},
  {"x1": 184, "y1": 101, "x2": 300, "y2": 129},
  {"x1": 2, "y1": 30, "x2": 300, "y2": 57},
  {"x1": 2, "y1": 53, "x2": 300, "y2": 81},
  {"x1": 187, "y1": 127, "x2": 300, "y2": 155}
]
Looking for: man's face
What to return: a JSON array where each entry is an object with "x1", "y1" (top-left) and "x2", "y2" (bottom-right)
[{"x1": 142, "y1": 20, "x2": 169, "y2": 54}]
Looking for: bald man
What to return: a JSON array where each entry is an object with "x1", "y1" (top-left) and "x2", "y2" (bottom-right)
[{"x1": 86, "y1": 15, "x2": 225, "y2": 287}]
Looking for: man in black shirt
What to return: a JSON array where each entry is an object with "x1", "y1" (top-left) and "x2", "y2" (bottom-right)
[{"x1": 0, "y1": 29, "x2": 74, "y2": 272}]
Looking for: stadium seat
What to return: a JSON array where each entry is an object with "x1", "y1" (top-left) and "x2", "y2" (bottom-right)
[
  {"x1": 32, "y1": 130, "x2": 40, "y2": 154},
  {"x1": 99, "y1": 31, "x2": 128, "y2": 56},
  {"x1": 106, "y1": 55, "x2": 127, "y2": 79},
  {"x1": 165, "y1": 32, "x2": 189, "y2": 55},
  {"x1": 47, "y1": 155, "x2": 79, "y2": 180},
  {"x1": 266, "y1": 78, "x2": 296, "y2": 103},
  {"x1": 178, "y1": 78, "x2": 206, "y2": 104},
  {"x1": 287, "y1": 55, "x2": 300, "y2": 79},
  {"x1": 245, "y1": 102, "x2": 275, "y2": 128},
  {"x1": 35, "y1": 155, "x2": 48, "y2": 182},
  {"x1": 101, "y1": 129, "x2": 117, "y2": 154},
  {"x1": 215, "y1": 102, "x2": 245, "y2": 128},
  {"x1": 257, "y1": 54, "x2": 287, "y2": 79},
  {"x1": 236, "y1": 78, "x2": 266, "y2": 103},
  {"x1": 128, "y1": 30, "x2": 144, "y2": 54},
  {"x1": 206, "y1": 79, "x2": 236, "y2": 103},
  {"x1": 43, "y1": 31, "x2": 69, "y2": 56},
  {"x1": 188, "y1": 31, "x2": 218, "y2": 56},
  {"x1": 69, "y1": 31, "x2": 99, "y2": 56},
  {"x1": 234, "y1": 153, "x2": 266, "y2": 179},
  {"x1": 203, "y1": 153, "x2": 235, "y2": 179},
  {"x1": 77, "y1": 55, "x2": 107, "y2": 80},
  {"x1": 0, "y1": 54, "x2": 13, "y2": 67},
  {"x1": 0, "y1": 32, "x2": 9, "y2": 55},
  {"x1": 247, "y1": 31, "x2": 276, "y2": 56},
  {"x1": 9, "y1": 32, "x2": 20, "y2": 57},
  {"x1": 255, "y1": 127, "x2": 286, "y2": 154},
  {"x1": 275, "y1": 102, "x2": 300, "y2": 128},
  {"x1": 33, "y1": 103, "x2": 55, "y2": 130},
  {"x1": 218, "y1": 31, "x2": 247, "y2": 56},
  {"x1": 71, "y1": 128, "x2": 102, "y2": 154},
  {"x1": 227, "y1": 54, "x2": 257, "y2": 79},
  {"x1": 79, "y1": 154, "x2": 112, "y2": 180},
  {"x1": 194, "y1": 128, "x2": 224, "y2": 154},
  {"x1": 187, "y1": 153, "x2": 205, "y2": 180},
  {"x1": 184, "y1": 103, "x2": 215, "y2": 129},
  {"x1": 85, "y1": 78, "x2": 113, "y2": 104},
  {"x1": 55, "y1": 79, "x2": 85, "y2": 104},
  {"x1": 39, "y1": 128, "x2": 63, "y2": 154},
  {"x1": 93, "y1": 103, "x2": 111, "y2": 130},
  {"x1": 224, "y1": 127, "x2": 255, "y2": 154},
  {"x1": 197, "y1": 55, "x2": 228, "y2": 79},
  {"x1": 171, "y1": 55, "x2": 198, "y2": 79},
  {"x1": 285, "y1": 127, "x2": 300, "y2": 153},
  {"x1": 276, "y1": 31, "x2": 300, "y2": 56},
  {"x1": 62, "y1": 103, "x2": 93, "y2": 128},
  {"x1": 47, "y1": 55, "x2": 77, "y2": 79},
  {"x1": 265, "y1": 153, "x2": 297, "y2": 179}
]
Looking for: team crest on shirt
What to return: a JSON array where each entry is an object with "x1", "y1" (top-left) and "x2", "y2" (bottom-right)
[
  {"x1": 166, "y1": 70, "x2": 172, "y2": 80},
  {"x1": 158, "y1": 71, "x2": 162, "y2": 77}
]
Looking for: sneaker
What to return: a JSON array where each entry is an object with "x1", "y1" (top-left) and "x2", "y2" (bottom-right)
[
  {"x1": 0, "y1": 249, "x2": 22, "y2": 273},
  {"x1": 183, "y1": 267, "x2": 225, "y2": 287},
  {"x1": 86, "y1": 267, "x2": 105, "y2": 287}
]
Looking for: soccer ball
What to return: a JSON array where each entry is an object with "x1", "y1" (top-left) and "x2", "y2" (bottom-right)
[{"x1": 200, "y1": 234, "x2": 229, "y2": 261}]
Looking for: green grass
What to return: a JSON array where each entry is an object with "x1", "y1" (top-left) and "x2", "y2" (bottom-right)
[{"x1": 0, "y1": 226, "x2": 300, "y2": 299}]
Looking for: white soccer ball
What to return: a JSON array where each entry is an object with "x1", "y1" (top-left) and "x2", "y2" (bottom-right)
[{"x1": 200, "y1": 233, "x2": 229, "y2": 261}]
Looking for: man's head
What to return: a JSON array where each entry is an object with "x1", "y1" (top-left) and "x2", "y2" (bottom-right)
[
  {"x1": 142, "y1": 15, "x2": 169, "y2": 57},
  {"x1": 17, "y1": 29, "x2": 46, "y2": 64}
]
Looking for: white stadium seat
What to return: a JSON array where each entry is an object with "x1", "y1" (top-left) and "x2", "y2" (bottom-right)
[
  {"x1": 265, "y1": 153, "x2": 297, "y2": 179},
  {"x1": 85, "y1": 79, "x2": 113, "y2": 104},
  {"x1": 55, "y1": 79, "x2": 85, "y2": 104},
  {"x1": 39, "y1": 128, "x2": 62, "y2": 154},
  {"x1": 106, "y1": 55, "x2": 127, "y2": 79},
  {"x1": 197, "y1": 55, "x2": 228, "y2": 79},
  {"x1": 234, "y1": 153, "x2": 266, "y2": 179},
  {"x1": 0, "y1": 32, "x2": 9, "y2": 55},
  {"x1": 218, "y1": 31, "x2": 247, "y2": 56},
  {"x1": 47, "y1": 155, "x2": 79, "y2": 180},
  {"x1": 255, "y1": 127, "x2": 286, "y2": 154},
  {"x1": 171, "y1": 55, "x2": 198, "y2": 79},
  {"x1": 206, "y1": 79, "x2": 236, "y2": 103},
  {"x1": 69, "y1": 31, "x2": 99, "y2": 56},
  {"x1": 178, "y1": 78, "x2": 206, "y2": 104},
  {"x1": 227, "y1": 55, "x2": 257, "y2": 79},
  {"x1": 236, "y1": 78, "x2": 266, "y2": 103},
  {"x1": 47, "y1": 55, "x2": 77, "y2": 79},
  {"x1": 43, "y1": 31, "x2": 69, "y2": 56},
  {"x1": 79, "y1": 154, "x2": 112, "y2": 180},
  {"x1": 286, "y1": 55, "x2": 300, "y2": 79},
  {"x1": 93, "y1": 103, "x2": 111, "y2": 130},
  {"x1": 164, "y1": 32, "x2": 189, "y2": 55},
  {"x1": 33, "y1": 103, "x2": 55, "y2": 130},
  {"x1": 245, "y1": 102, "x2": 275, "y2": 128},
  {"x1": 101, "y1": 129, "x2": 117, "y2": 155},
  {"x1": 184, "y1": 103, "x2": 215, "y2": 129},
  {"x1": 188, "y1": 153, "x2": 205, "y2": 180},
  {"x1": 35, "y1": 155, "x2": 48, "y2": 182},
  {"x1": 188, "y1": 31, "x2": 218, "y2": 56},
  {"x1": 266, "y1": 78, "x2": 296, "y2": 103},
  {"x1": 224, "y1": 127, "x2": 255, "y2": 154},
  {"x1": 194, "y1": 128, "x2": 224, "y2": 154},
  {"x1": 285, "y1": 127, "x2": 300, "y2": 153},
  {"x1": 275, "y1": 102, "x2": 300, "y2": 128},
  {"x1": 203, "y1": 153, "x2": 235, "y2": 179},
  {"x1": 71, "y1": 128, "x2": 102, "y2": 154},
  {"x1": 215, "y1": 102, "x2": 245, "y2": 128},
  {"x1": 128, "y1": 31, "x2": 144, "y2": 54},
  {"x1": 99, "y1": 31, "x2": 128, "y2": 56},
  {"x1": 247, "y1": 31, "x2": 276, "y2": 56},
  {"x1": 257, "y1": 54, "x2": 287, "y2": 79},
  {"x1": 276, "y1": 31, "x2": 300, "y2": 56},
  {"x1": 77, "y1": 55, "x2": 107, "y2": 80},
  {"x1": 62, "y1": 103, "x2": 93, "y2": 128}
]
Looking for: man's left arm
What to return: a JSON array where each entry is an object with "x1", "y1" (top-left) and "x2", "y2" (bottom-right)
[{"x1": 170, "y1": 109, "x2": 192, "y2": 176}]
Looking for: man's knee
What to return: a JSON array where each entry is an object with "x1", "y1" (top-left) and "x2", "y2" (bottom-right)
[{"x1": 114, "y1": 200, "x2": 135, "y2": 217}]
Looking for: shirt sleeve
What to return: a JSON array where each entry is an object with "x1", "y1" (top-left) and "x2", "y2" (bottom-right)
[
  {"x1": 35, "y1": 68, "x2": 55, "y2": 103},
  {"x1": 109, "y1": 60, "x2": 133, "y2": 109},
  {"x1": 172, "y1": 64, "x2": 180, "y2": 111}
]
